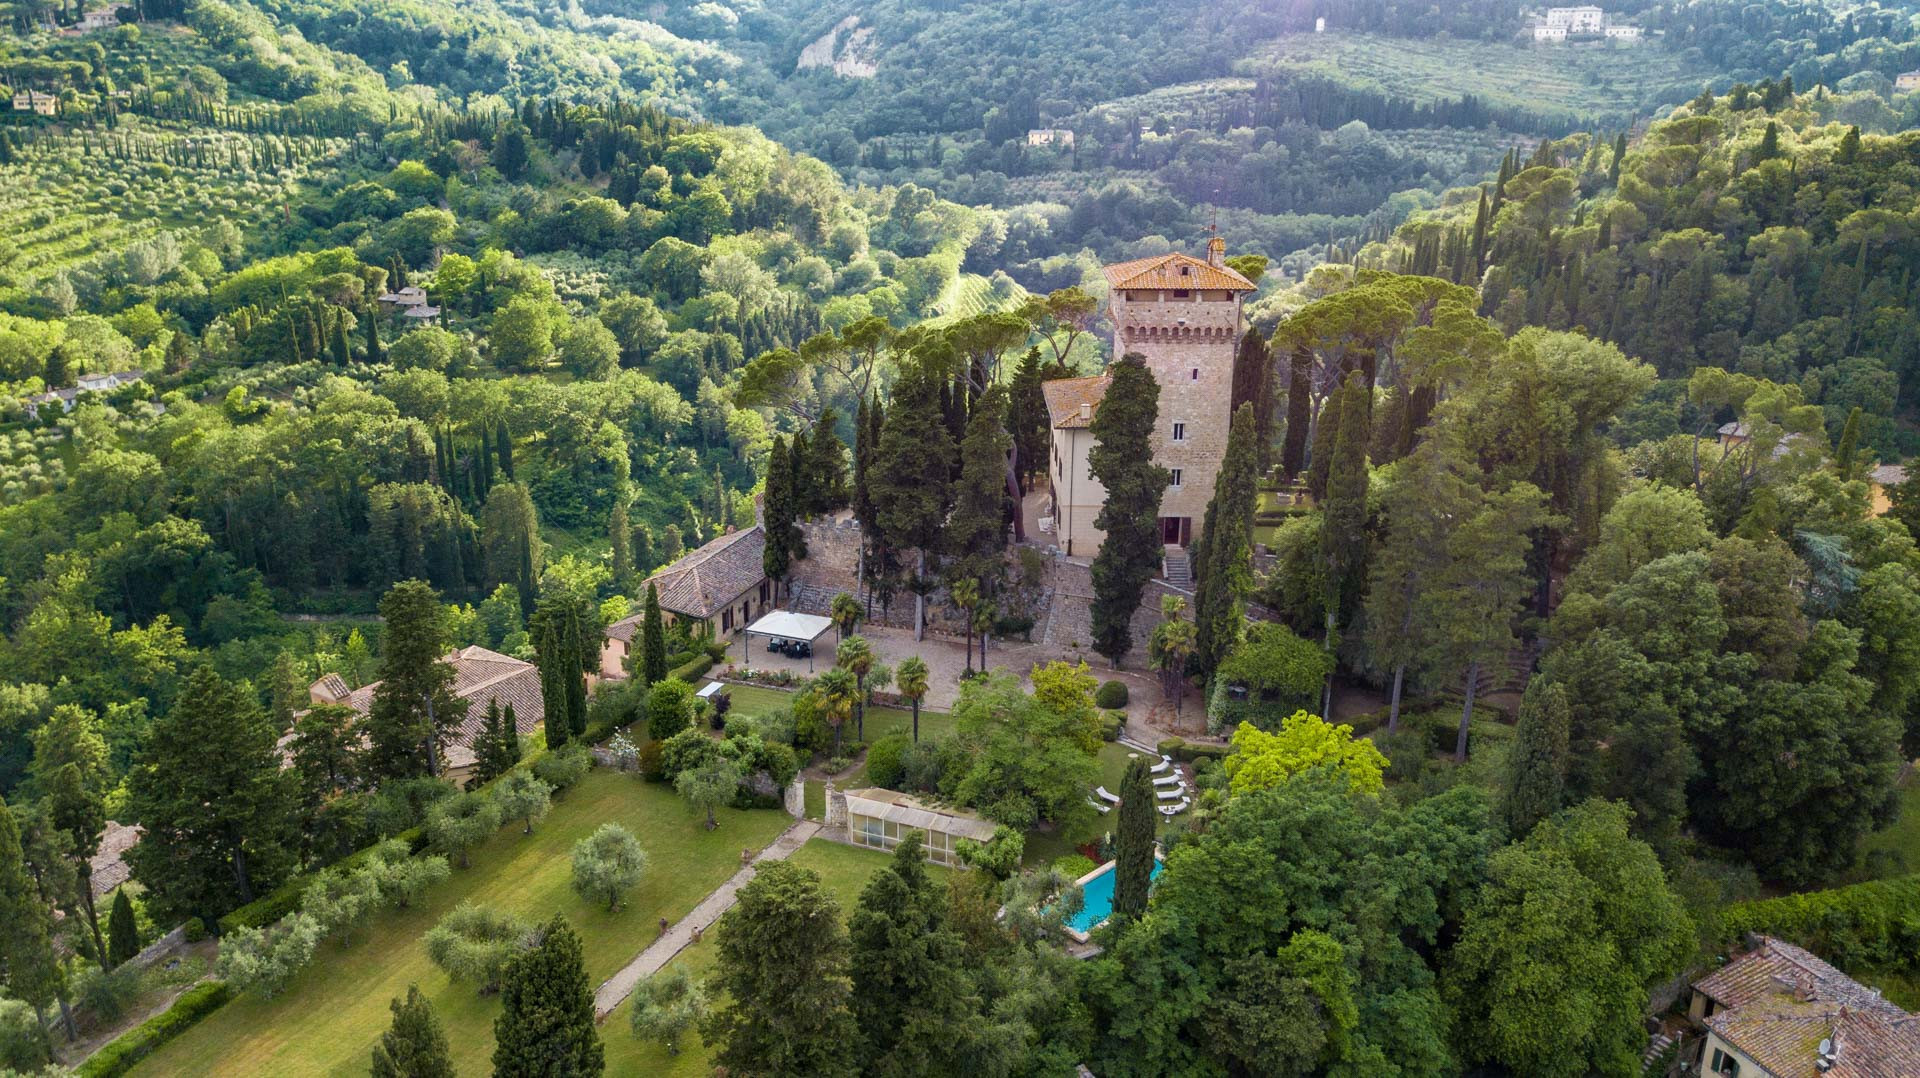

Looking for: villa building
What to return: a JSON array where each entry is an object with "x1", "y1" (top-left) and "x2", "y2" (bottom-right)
[
  {"x1": 600, "y1": 525, "x2": 770, "y2": 676},
  {"x1": 290, "y1": 646, "x2": 545, "y2": 783},
  {"x1": 1898, "y1": 69, "x2": 1920, "y2": 92},
  {"x1": 1688, "y1": 935, "x2": 1920, "y2": 1076},
  {"x1": 1042, "y1": 238, "x2": 1255, "y2": 565},
  {"x1": 1532, "y1": 5, "x2": 1641, "y2": 41}
]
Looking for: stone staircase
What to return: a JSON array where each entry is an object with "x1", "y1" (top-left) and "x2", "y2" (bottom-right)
[
  {"x1": 1162, "y1": 545, "x2": 1192, "y2": 589},
  {"x1": 1641, "y1": 1031, "x2": 1677, "y2": 1076}
]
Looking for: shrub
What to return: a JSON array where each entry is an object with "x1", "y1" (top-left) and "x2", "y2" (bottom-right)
[
  {"x1": 638, "y1": 740, "x2": 667, "y2": 782},
  {"x1": 364, "y1": 776, "x2": 460, "y2": 838},
  {"x1": 182, "y1": 917, "x2": 207, "y2": 942},
  {"x1": 659, "y1": 727, "x2": 721, "y2": 781},
  {"x1": 898, "y1": 739, "x2": 948, "y2": 793},
  {"x1": 630, "y1": 967, "x2": 705, "y2": 1057},
  {"x1": 1095, "y1": 681, "x2": 1129, "y2": 709},
  {"x1": 1098, "y1": 710, "x2": 1125, "y2": 741},
  {"x1": 1052, "y1": 854, "x2": 1097, "y2": 880},
  {"x1": 533, "y1": 743, "x2": 593, "y2": 793},
  {"x1": 669, "y1": 655, "x2": 714, "y2": 682},
  {"x1": 647, "y1": 678, "x2": 696, "y2": 740},
  {"x1": 956, "y1": 825, "x2": 1025, "y2": 879},
  {"x1": 74, "y1": 962, "x2": 144, "y2": 1025},
  {"x1": 425, "y1": 903, "x2": 533, "y2": 994},
  {"x1": 864, "y1": 734, "x2": 912, "y2": 789},
  {"x1": 0, "y1": 998, "x2": 45, "y2": 1073},
  {"x1": 76, "y1": 981, "x2": 232, "y2": 1078},
  {"x1": 825, "y1": 755, "x2": 853, "y2": 775},
  {"x1": 793, "y1": 692, "x2": 833, "y2": 756},
  {"x1": 1157, "y1": 737, "x2": 1230, "y2": 764},
  {"x1": 217, "y1": 912, "x2": 325, "y2": 997}
]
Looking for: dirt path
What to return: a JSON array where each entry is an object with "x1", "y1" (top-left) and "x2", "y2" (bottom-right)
[{"x1": 592, "y1": 819, "x2": 821, "y2": 1019}]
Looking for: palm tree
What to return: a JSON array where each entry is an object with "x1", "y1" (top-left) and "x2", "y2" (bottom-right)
[
  {"x1": 836, "y1": 634, "x2": 875, "y2": 742},
  {"x1": 896, "y1": 656, "x2": 930, "y2": 743},
  {"x1": 829, "y1": 590, "x2": 862, "y2": 644},
  {"x1": 949, "y1": 577, "x2": 981, "y2": 674},
  {"x1": 814, "y1": 668, "x2": 857, "y2": 756},
  {"x1": 1148, "y1": 594, "x2": 1196, "y2": 723}
]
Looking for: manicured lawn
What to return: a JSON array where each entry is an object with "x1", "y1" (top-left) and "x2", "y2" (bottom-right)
[
  {"x1": 716, "y1": 681, "x2": 957, "y2": 746},
  {"x1": 1854, "y1": 774, "x2": 1920, "y2": 882},
  {"x1": 1024, "y1": 742, "x2": 1175, "y2": 867},
  {"x1": 602, "y1": 838, "x2": 948, "y2": 1073},
  {"x1": 132, "y1": 771, "x2": 792, "y2": 1077}
]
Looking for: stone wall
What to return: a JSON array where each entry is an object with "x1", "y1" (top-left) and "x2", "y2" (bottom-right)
[
  {"x1": 824, "y1": 783, "x2": 848, "y2": 830},
  {"x1": 1042, "y1": 557, "x2": 1189, "y2": 668},
  {"x1": 784, "y1": 776, "x2": 806, "y2": 819}
]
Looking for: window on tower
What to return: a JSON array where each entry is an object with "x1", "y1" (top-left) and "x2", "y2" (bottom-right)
[
  {"x1": 1169, "y1": 468, "x2": 1183, "y2": 488},
  {"x1": 1172, "y1": 422, "x2": 1186, "y2": 442},
  {"x1": 1190, "y1": 368, "x2": 1199, "y2": 381}
]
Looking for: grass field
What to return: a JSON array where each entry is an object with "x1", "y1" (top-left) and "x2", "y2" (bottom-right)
[
  {"x1": 601, "y1": 837, "x2": 948, "y2": 1072},
  {"x1": 1245, "y1": 31, "x2": 1703, "y2": 120},
  {"x1": 132, "y1": 771, "x2": 792, "y2": 1077}
]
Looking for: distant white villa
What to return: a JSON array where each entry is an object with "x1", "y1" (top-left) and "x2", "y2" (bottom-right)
[
  {"x1": 1897, "y1": 69, "x2": 1920, "y2": 92},
  {"x1": 1532, "y1": 5, "x2": 1641, "y2": 42},
  {"x1": 24, "y1": 370, "x2": 144, "y2": 418}
]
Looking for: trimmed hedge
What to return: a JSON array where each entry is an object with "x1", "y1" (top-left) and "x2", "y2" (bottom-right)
[
  {"x1": 1157, "y1": 737, "x2": 1230, "y2": 764},
  {"x1": 77, "y1": 981, "x2": 232, "y2": 1078},
  {"x1": 1095, "y1": 681, "x2": 1129, "y2": 709},
  {"x1": 217, "y1": 826, "x2": 425, "y2": 936},
  {"x1": 669, "y1": 655, "x2": 714, "y2": 682},
  {"x1": 1719, "y1": 873, "x2": 1920, "y2": 976},
  {"x1": 1098, "y1": 710, "x2": 1125, "y2": 741}
]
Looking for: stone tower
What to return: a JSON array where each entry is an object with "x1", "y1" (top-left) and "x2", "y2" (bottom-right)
[{"x1": 1100, "y1": 237, "x2": 1255, "y2": 547}]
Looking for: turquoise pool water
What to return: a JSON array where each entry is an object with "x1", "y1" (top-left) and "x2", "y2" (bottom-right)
[{"x1": 1067, "y1": 857, "x2": 1164, "y2": 935}]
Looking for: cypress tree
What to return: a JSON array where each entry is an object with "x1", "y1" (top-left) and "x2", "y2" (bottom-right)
[
  {"x1": 848, "y1": 834, "x2": 978, "y2": 1075},
  {"x1": 1089, "y1": 354, "x2": 1169, "y2": 668},
  {"x1": 872, "y1": 368, "x2": 955, "y2": 641},
  {"x1": 1501, "y1": 680, "x2": 1571, "y2": 839},
  {"x1": 0, "y1": 795, "x2": 61, "y2": 1064},
  {"x1": 1280, "y1": 343, "x2": 1313, "y2": 479},
  {"x1": 807, "y1": 408, "x2": 849, "y2": 515},
  {"x1": 1305, "y1": 375, "x2": 1342, "y2": 502},
  {"x1": 492, "y1": 917, "x2": 603, "y2": 1077},
  {"x1": 703, "y1": 861, "x2": 857, "y2": 1077},
  {"x1": 640, "y1": 583, "x2": 668, "y2": 686},
  {"x1": 609, "y1": 503, "x2": 633, "y2": 589},
  {"x1": 366, "y1": 581, "x2": 467, "y2": 780},
  {"x1": 496, "y1": 421, "x2": 514, "y2": 479},
  {"x1": 662, "y1": 524, "x2": 684, "y2": 562},
  {"x1": 1834, "y1": 406, "x2": 1862, "y2": 481},
  {"x1": 1319, "y1": 373, "x2": 1373, "y2": 676},
  {"x1": 762, "y1": 436, "x2": 801, "y2": 605},
  {"x1": 165, "y1": 328, "x2": 192, "y2": 373},
  {"x1": 1111, "y1": 756, "x2": 1156, "y2": 923},
  {"x1": 371, "y1": 985, "x2": 455, "y2": 1078},
  {"x1": 631, "y1": 520, "x2": 654, "y2": 575},
  {"x1": 107, "y1": 888, "x2": 140, "y2": 968},
  {"x1": 1192, "y1": 404, "x2": 1262, "y2": 677},
  {"x1": 1007, "y1": 346, "x2": 1049, "y2": 490},
  {"x1": 365, "y1": 304, "x2": 383, "y2": 363},
  {"x1": 330, "y1": 315, "x2": 351, "y2": 367},
  {"x1": 946, "y1": 384, "x2": 1013, "y2": 590},
  {"x1": 532, "y1": 588, "x2": 590, "y2": 749},
  {"x1": 788, "y1": 427, "x2": 813, "y2": 521},
  {"x1": 471, "y1": 700, "x2": 521, "y2": 787}
]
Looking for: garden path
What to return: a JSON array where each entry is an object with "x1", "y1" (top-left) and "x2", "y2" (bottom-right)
[{"x1": 592, "y1": 818, "x2": 821, "y2": 1019}]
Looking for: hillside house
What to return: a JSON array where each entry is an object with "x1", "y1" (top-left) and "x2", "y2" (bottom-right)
[
  {"x1": 1041, "y1": 238, "x2": 1255, "y2": 573},
  {"x1": 1870, "y1": 463, "x2": 1907, "y2": 516},
  {"x1": 291, "y1": 646, "x2": 545, "y2": 783},
  {"x1": 1898, "y1": 70, "x2": 1920, "y2": 92},
  {"x1": 24, "y1": 370, "x2": 144, "y2": 418},
  {"x1": 1688, "y1": 935, "x2": 1920, "y2": 1076},
  {"x1": 377, "y1": 285, "x2": 429, "y2": 309},
  {"x1": 600, "y1": 525, "x2": 770, "y2": 676},
  {"x1": 75, "y1": 7, "x2": 125, "y2": 31},
  {"x1": 11, "y1": 90, "x2": 57, "y2": 116},
  {"x1": 1026, "y1": 128, "x2": 1075, "y2": 148}
]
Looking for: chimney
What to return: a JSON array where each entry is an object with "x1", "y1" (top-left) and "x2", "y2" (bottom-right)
[{"x1": 1207, "y1": 235, "x2": 1226, "y2": 268}]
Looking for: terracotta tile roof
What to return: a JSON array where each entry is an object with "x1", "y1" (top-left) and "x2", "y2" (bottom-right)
[
  {"x1": 1697, "y1": 936, "x2": 1920, "y2": 1077},
  {"x1": 1042, "y1": 375, "x2": 1111, "y2": 430},
  {"x1": 88, "y1": 821, "x2": 141, "y2": 900},
  {"x1": 605, "y1": 612, "x2": 642, "y2": 644},
  {"x1": 1103, "y1": 252, "x2": 1255, "y2": 293},
  {"x1": 310, "y1": 672, "x2": 351, "y2": 703},
  {"x1": 286, "y1": 646, "x2": 544, "y2": 772},
  {"x1": 1870, "y1": 463, "x2": 1907, "y2": 487},
  {"x1": 642, "y1": 526, "x2": 766, "y2": 620}
]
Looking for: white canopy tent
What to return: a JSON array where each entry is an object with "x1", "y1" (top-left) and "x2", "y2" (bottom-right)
[{"x1": 740, "y1": 610, "x2": 834, "y2": 672}]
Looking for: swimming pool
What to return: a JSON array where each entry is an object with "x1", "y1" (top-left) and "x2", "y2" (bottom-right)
[{"x1": 1064, "y1": 856, "x2": 1164, "y2": 941}]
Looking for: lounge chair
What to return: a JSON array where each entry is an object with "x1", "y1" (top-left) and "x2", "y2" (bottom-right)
[
  {"x1": 1153, "y1": 774, "x2": 1181, "y2": 787},
  {"x1": 1149, "y1": 757, "x2": 1172, "y2": 775},
  {"x1": 1087, "y1": 797, "x2": 1112, "y2": 815},
  {"x1": 1157, "y1": 787, "x2": 1183, "y2": 801},
  {"x1": 1095, "y1": 786, "x2": 1121, "y2": 804},
  {"x1": 1159, "y1": 801, "x2": 1187, "y2": 817}
]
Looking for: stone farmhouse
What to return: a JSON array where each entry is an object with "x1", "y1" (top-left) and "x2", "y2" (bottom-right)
[
  {"x1": 1897, "y1": 69, "x2": 1920, "y2": 92},
  {"x1": 10, "y1": 90, "x2": 57, "y2": 115},
  {"x1": 24, "y1": 370, "x2": 144, "y2": 418},
  {"x1": 600, "y1": 525, "x2": 771, "y2": 677},
  {"x1": 292, "y1": 646, "x2": 544, "y2": 784},
  {"x1": 1687, "y1": 934, "x2": 1920, "y2": 1076},
  {"x1": 1041, "y1": 237, "x2": 1255, "y2": 578}
]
